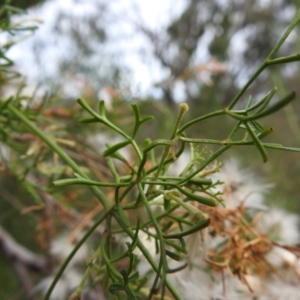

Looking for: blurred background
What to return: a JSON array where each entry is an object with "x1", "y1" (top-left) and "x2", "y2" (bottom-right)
[{"x1": 1, "y1": 0, "x2": 300, "y2": 299}]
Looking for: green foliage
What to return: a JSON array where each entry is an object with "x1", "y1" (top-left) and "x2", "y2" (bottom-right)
[
  {"x1": 1, "y1": 2, "x2": 300, "y2": 300},
  {"x1": 0, "y1": 2, "x2": 39, "y2": 80}
]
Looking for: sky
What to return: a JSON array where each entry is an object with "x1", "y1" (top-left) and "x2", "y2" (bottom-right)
[
  {"x1": 5, "y1": 0, "x2": 296, "y2": 102},
  {"x1": 7, "y1": 0, "x2": 190, "y2": 100}
]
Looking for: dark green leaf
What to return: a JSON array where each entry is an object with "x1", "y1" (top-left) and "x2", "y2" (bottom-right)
[
  {"x1": 166, "y1": 250, "x2": 181, "y2": 261},
  {"x1": 103, "y1": 140, "x2": 130, "y2": 157}
]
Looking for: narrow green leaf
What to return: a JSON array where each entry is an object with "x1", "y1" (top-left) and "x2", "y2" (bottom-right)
[
  {"x1": 250, "y1": 120, "x2": 264, "y2": 133},
  {"x1": 74, "y1": 172, "x2": 84, "y2": 178},
  {"x1": 246, "y1": 95, "x2": 252, "y2": 109},
  {"x1": 109, "y1": 283, "x2": 125, "y2": 294},
  {"x1": 255, "y1": 91, "x2": 296, "y2": 118},
  {"x1": 53, "y1": 178, "x2": 129, "y2": 187},
  {"x1": 107, "y1": 157, "x2": 119, "y2": 181},
  {"x1": 258, "y1": 127, "x2": 274, "y2": 139},
  {"x1": 141, "y1": 138, "x2": 152, "y2": 149},
  {"x1": 161, "y1": 221, "x2": 173, "y2": 232},
  {"x1": 179, "y1": 237, "x2": 187, "y2": 254},
  {"x1": 187, "y1": 177, "x2": 212, "y2": 186},
  {"x1": 98, "y1": 100, "x2": 106, "y2": 117},
  {"x1": 140, "y1": 115, "x2": 154, "y2": 124},
  {"x1": 247, "y1": 88, "x2": 276, "y2": 113},
  {"x1": 103, "y1": 140, "x2": 130, "y2": 157},
  {"x1": 165, "y1": 250, "x2": 181, "y2": 261},
  {"x1": 167, "y1": 263, "x2": 187, "y2": 273},
  {"x1": 131, "y1": 103, "x2": 154, "y2": 138},
  {"x1": 130, "y1": 217, "x2": 140, "y2": 251},
  {"x1": 128, "y1": 253, "x2": 138, "y2": 275},
  {"x1": 0, "y1": 96, "x2": 13, "y2": 113},
  {"x1": 245, "y1": 122, "x2": 268, "y2": 162},
  {"x1": 227, "y1": 92, "x2": 296, "y2": 121},
  {"x1": 165, "y1": 239, "x2": 186, "y2": 253},
  {"x1": 164, "y1": 197, "x2": 171, "y2": 211},
  {"x1": 164, "y1": 218, "x2": 210, "y2": 239},
  {"x1": 263, "y1": 144, "x2": 300, "y2": 152},
  {"x1": 267, "y1": 53, "x2": 300, "y2": 65},
  {"x1": 120, "y1": 269, "x2": 128, "y2": 285},
  {"x1": 131, "y1": 103, "x2": 140, "y2": 121},
  {"x1": 128, "y1": 271, "x2": 139, "y2": 282},
  {"x1": 176, "y1": 186, "x2": 216, "y2": 207}
]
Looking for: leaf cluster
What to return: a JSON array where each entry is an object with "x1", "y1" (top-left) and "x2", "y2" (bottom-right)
[{"x1": 1, "y1": 4, "x2": 300, "y2": 300}]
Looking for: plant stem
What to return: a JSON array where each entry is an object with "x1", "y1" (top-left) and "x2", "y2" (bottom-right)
[
  {"x1": 228, "y1": 7, "x2": 300, "y2": 109},
  {"x1": 112, "y1": 211, "x2": 184, "y2": 300},
  {"x1": 43, "y1": 211, "x2": 110, "y2": 300},
  {"x1": 7, "y1": 104, "x2": 112, "y2": 211}
]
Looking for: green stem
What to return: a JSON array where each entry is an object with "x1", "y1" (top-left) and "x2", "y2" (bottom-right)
[
  {"x1": 112, "y1": 211, "x2": 184, "y2": 300},
  {"x1": 8, "y1": 104, "x2": 112, "y2": 211},
  {"x1": 78, "y1": 98, "x2": 143, "y2": 161},
  {"x1": 155, "y1": 104, "x2": 189, "y2": 180},
  {"x1": 100, "y1": 232, "x2": 123, "y2": 281},
  {"x1": 53, "y1": 178, "x2": 132, "y2": 187},
  {"x1": 267, "y1": 53, "x2": 300, "y2": 65},
  {"x1": 226, "y1": 91, "x2": 295, "y2": 121},
  {"x1": 271, "y1": 70, "x2": 300, "y2": 144},
  {"x1": 228, "y1": 7, "x2": 300, "y2": 109},
  {"x1": 43, "y1": 211, "x2": 110, "y2": 300},
  {"x1": 178, "y1": 136, "x2": 300, "y2": 153},
  {"x1": 244, "y1": 121, "x2": 268, "y2": 162},
  {"x1": 70, "y1": 265, "x2": 91, "y2": 299},
  {"x1": 228, "y1": 64, "x2": 267, "y2": 110},
  {"x1": 171, "y1": 103, "x2": 189, "y2": 139},
  {"x1": 177, "y1": 110, "x2": 224, "y2": 134},
  {"x1": 164, "y1": 191, "x2": 204, "y2": 217},
  {"x1": 267, "y1": 8, "x2": 300, "y2": 60},
  {"x1": 137, "y1": 182, "x2": 168, "y2": 299},
  {"x1": 178, "y1": 145, "x2": 231, "y2": 185}
]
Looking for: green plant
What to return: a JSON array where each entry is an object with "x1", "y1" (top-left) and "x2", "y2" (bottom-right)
[
  {"x1": 2, "y1": 4, "x2": 300, "y2": 300},
  {"x1": 0, "y1": 1, "x2": 39, "y2": 81}
]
